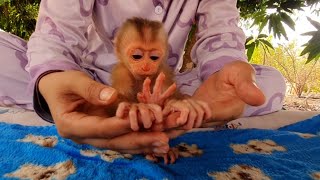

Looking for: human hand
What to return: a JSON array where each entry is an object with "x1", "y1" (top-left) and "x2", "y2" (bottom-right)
[
  {"x1": 162, "y1": 98, "x2": 211, "y2": 130},
  {"x1": 116, "y1": 102, "x2": 163, "y2": 131},
  {"x1": 38, "y1": 70, "x2": 170, "y2": 154},
  {"x1": 193, "y1": 61, "x2": 266, "y2": 125}
]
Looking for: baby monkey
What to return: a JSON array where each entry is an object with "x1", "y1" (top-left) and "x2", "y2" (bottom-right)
[{"x1": 111, "y1": 17, "x2": 212, "y2": 163}]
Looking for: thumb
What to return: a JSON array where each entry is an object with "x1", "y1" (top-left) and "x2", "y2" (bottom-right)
[
  {"x1": 72, "y1": 73, "x2": 118, "y2": 106},
  {"x1": 236, "y1": 75, "x2": 265, "y2": 106}
]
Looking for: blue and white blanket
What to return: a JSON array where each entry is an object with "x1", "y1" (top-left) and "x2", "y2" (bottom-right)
[{"x1": 0, "y1": 114, "x2": 319, "y2": 180}]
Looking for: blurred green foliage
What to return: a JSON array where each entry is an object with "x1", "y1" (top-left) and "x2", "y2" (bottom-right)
[{"x1": 0, "y1": 0, "x2": 40, "y2": 39}]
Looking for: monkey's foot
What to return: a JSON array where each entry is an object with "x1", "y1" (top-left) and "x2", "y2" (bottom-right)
[{"x1": 145, "y1": 148, "x2": 179, "y2": 164}]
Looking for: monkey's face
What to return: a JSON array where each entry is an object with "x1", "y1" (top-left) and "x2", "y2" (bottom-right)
[{"x1": 125, "y1": 43, "x2": 167, "y2": 80}]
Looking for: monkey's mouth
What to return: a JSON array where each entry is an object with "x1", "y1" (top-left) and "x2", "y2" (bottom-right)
[{"x1": 134, "y1": 74, "x2": 154, "y2": 81}]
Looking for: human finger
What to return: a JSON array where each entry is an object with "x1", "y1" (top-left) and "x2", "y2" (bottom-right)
[
  {"x1": 186, "y1": 99, "x2": 204, "y2": 128},
  {"x1": 181, "y1": 100, "x2": 196, "y2": 130},
  {"x1": 67, "y1": 71, "x2": 118, "y2": 106},
  {"x1": 196, "y1": 100, "x2": 212, "y2": 121},
  {"x1": 55, "y1": 111, "x2": 131, "y2": 139},
  {"x1": 76, "y1": 131, "x2": 170, "y2": 154},
  {"x1": 227, "y1": 63, "x2": 265, "y2": 106}
]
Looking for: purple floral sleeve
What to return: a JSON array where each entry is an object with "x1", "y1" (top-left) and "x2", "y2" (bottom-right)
[
  {"x1": 26, "y1": 0, "x2": 95, "y2": 92},
  {"x1": 191, "y1": 0, "x2": 248, "y2": 80}
]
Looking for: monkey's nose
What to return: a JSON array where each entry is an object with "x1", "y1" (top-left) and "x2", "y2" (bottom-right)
[{"x1": 141, "y1": 65, "x2": 150, "y2": 72}]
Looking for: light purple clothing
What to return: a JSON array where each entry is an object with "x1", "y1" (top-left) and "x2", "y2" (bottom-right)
[
  {"x1": 26, "y1": 0, "x2": 247, "y2": 94},
  {"x1": 0, "y1": 0, "x2": 286, "y2": 121}
]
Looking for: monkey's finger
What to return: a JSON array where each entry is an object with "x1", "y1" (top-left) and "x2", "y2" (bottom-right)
[
  {"x1": 172, "y1": 101, "x2": 191, "y2": 125},
  {"x1": 137, "y1": 103, "x2": 153, "y2": 129},
  {"x1": 146, "y1": 104, "x2": 163, "y2": 123},
  {"x1": 186, "y1": 99, "x2": 205, "y2": 128},
  {"x1": 116, "y1": 102, "x2": 131, "y2": 118},
  {"x1": 137, "y1": 93, "x2": 147, "y2": 103},
  {"x1": 153, "y1": 72, "x2": 166, "y2": 96},
  {"x1": 129, "y1": 105, "x2": 139, "y2": 131},
  {"x1": 162, "y1": 154, "x2": 169, "y2": 165},
  {"x1": 142, "y1": 77, "x2": 152, "y2": 99},
  {"x1": 168, "y1": 150, "x2": 177, "y2": 164},
  {"x1": 160, "y1": 83, "x2": 177, "y2": 101},
  {"x1": 162, "y1": 99, "x2": 176, "y2": 117}
]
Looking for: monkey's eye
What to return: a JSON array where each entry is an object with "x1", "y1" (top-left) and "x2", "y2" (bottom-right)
[
  {"x1": 150, "y1": 50, "x2": 161, "y2": 61},
  {"x1": 150, "y1": 56, "x2": 159, "y2": 61},
  {"x1": 131, "y1": 49, "x2": 143, "y2": 60},
  {"x1": 132, "y1": 55, "x2": 143, "y2": 60}
]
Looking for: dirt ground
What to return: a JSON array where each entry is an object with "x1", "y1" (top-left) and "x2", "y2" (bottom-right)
[{"x1": 283, "y1": 95, "x2": 320, "y2": 111}]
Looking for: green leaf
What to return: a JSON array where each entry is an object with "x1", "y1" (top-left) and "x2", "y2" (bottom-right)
[
  {"x1": 277, "y1": 17, "x2": 288, "y2": 40},
  {"x1": 257, "y1": 34, "x2": 268, "y2": 39},
  {"x1": 300, "y1": 30, "x2": 320, "y2": 63},
  {"x1": 307, "y1": 17, "x2": 320, "y2": 30},
  {"x1": 301, "y1": 31, "x2": 317, "y2": 36},
  {"x1": 0, "y1": 0, "x2": 11, "y2": 6},
  {"x1": 259, "y1": 18, "x2": 268, "y2": 33},
  {"x1": 245, "y1": 36, "x2": 254, "y2": 45},
  {"x1": 259, "y1": 39, "x2": 275, "y2": 50},
  {"x1": 246, "y1": 42, "x2": 256, "y2": 61},
  {"x1": 280, "y1": 12, "x2": 295, "y2": 30}
]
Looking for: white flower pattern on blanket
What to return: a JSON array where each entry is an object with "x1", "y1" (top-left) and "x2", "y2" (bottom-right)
[
  {"x1": 231, "y1": 139, "x2": 286, "y2": 154},
  {"x1": 208, "y1": 164, "x2": 271, "y2": 180},
  {"x1": 5, "y1": 160, "x2": 75, "y2": 179},
  {"x1": 0, "y1": 111, "x2": 319, "y2": 179},
  {"x1": 80, "y1": 149, "x2": 133, "y2": 162},
  {"x1": 18, "y1": 134, "x2": 58, "y2": 147},
  {"x1": 312, "y1": 172, "x2": 320, "y2": 180}
]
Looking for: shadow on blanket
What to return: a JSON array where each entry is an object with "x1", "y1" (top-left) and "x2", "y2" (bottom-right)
[{"x1": 0, "y1": 115, "x2": 319, "y2": 180}]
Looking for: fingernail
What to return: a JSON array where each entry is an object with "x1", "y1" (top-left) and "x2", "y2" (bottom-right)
[
  {"x1": 152, "y1": 141, "x2": 166, "y2": 147},
  {"x1": 153, "y1": 147, "x2": 168, "y2": 154},
  {"x1": 99, "y1": 88, "x2": 115, "y2": 101}
]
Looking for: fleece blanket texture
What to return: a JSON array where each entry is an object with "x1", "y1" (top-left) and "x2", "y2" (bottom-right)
[{"x1": 0, "y1": 115, "x2": 319, "y2": 180}]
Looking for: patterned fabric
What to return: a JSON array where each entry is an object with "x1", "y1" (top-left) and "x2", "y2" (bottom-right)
[
  {"x1": 0, "y1": 114, "x2": 319, "y2": 180},
  {"x1": 26, "y1": 0, "x2": 246, "y2": 93},
  {"x1": 0, "y1": 31, "x2": 286, "y2": 119}
]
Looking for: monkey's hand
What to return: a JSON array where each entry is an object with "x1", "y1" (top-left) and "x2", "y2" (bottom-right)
[
  {"x1": 145, "y1": 147, "x2": 179, "y2": 164},
  {"x1": 162, "y1": 99, "x2": 212, "y2": 130},
  {"x1": 116, "y1": 102, "x2": 163, "y2": 131},
  {"x1": 137, "y1": 72, "x2": 176, "y2": 106}
]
